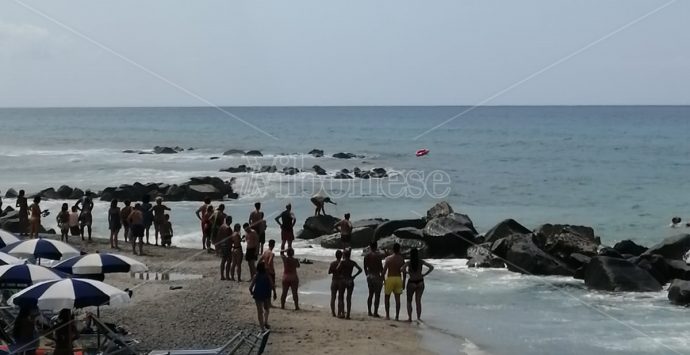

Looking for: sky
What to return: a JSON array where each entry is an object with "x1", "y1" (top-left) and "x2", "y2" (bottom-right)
[{"x1": 0, "y1": 0, "x2": 688, "y2": 107}]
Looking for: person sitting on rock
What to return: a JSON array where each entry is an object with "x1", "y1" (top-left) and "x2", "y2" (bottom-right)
[{"x1": 311, "y1": 193, "x2": 336, "y2": 216}]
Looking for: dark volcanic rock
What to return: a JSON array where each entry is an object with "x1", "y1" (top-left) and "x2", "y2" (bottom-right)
[
  {"x1": 499, "y1": 234, "x2": 573, "y2": 276},
  {"x1": 334, "y1": 172, "x2": 353, "y2": 179},
  {"x1": 665, "y1": 259, "x2": 690, "y2": 281},
  {"x1": 38, "y1": 188, "x2": 61, "y2": 200},
  {"x1": 209, "y1": 157, "x2": 219, "y2": 160},
  {"x1": 643, "y1": 234, "x2": 690, "y2": 260},
  {"x1": 317, "y1": 227, "x2": 376, "y2": 249},
  {"x1": 393, "y1": 227, "x2": 425, "y2": 241},
  {"x1": 373, "y1": 219, "x2": 426, "y2": 240},
  {"x1": 584, "y1": 256, "x2": 662, "y2": 292},
  {"x1": 296, "y1": 229, "x2": 319, "y2": 240},
  {"x1": 537, "y1": 230, "x2": 599, "y2": 260},
  {"x1": 598, "y1": 247, "x2": 624, "y2": 259},
  {"x1": 352, "y1": 218, "x2": 388, "y2": 229},
  {"x1": 220, "y1": 165, "x2": 252, "y2": 173},
  {"x1": 312, "y1": 165, "x2": 327, "y2": 175},
  {"x1": 340, "y1": 169, "x2": 350, "y2": 174},
  {"x1": 535, "y1": 224, "x2": 596, "y2": 242},
  {"x1": 308, "y1": 149, "x2": 324, "y2": 157},
  {"x1": 184, "y1": 184, "x2": 223, "y2": 201},
  {"x1": 424, "y1": 212, "x2": 478, "y2": 236},
  {"x1": 629, "y1": 254, "x2": 670, "y2": 285},
  {"x1": 568, "y1": 253, "x2": 592, "y2": 269},
  {"x1": 426, "y1": 201, "x2": 454, "y2": 220},
  {"x1": 333, "y1": 152, "x2": 357, "y2": 159},
  {"x1": 466, "y1": 244, "x2": 505, "y2": 268},
  {"x1": 422, "y1": 213, "x2": 479, "y2": 258},
  {"x1": 668, "y1": 279, "x2": 690, "y2": 305},
  {"x1": 69, "y1": 188, "x2": 84, "y2": 200},
  {"x1": 223, "y1": 149, "x2": 245, "y2": 155},
  {"x1": 483, "y1": 219, "x2": 532, "y2": 244},
  {"x1": 302, "y1": 215, "x2": 340, "y2": 237},
  {"x1": 153, "y1": 146, "x2": 178, "y2": 154},
  {"x1": 259, "y1": 165, "x2": 277, "y2": 173},
  {"x1": 370, "y1": 168, "x2": 387, "y2": 178},
  {"x1": 56, "y1": 185, "x2": 74, "y2": 199},
  {"x1": 283, "y1": 167, "x2": 299, "y2": 175},
  {"x1": 244, "y1": 150, "x2": 263, "y2": 157},
  {"x1": 364, "y1": 236, "x2": 429, "y2": 258},
  {"x1": 4, "y1": 189, "x2": 18, "y2": 198},
  {"x1": 613, "y1": 240, "x2": 648, "y2": 257}
]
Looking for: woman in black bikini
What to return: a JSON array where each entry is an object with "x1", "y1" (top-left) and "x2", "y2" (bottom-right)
[{"x1": 401, "y1": 247, "x2": 434, "y2": 322}]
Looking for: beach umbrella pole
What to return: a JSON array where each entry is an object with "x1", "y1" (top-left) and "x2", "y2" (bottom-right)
[{"x1": 97, "y1": 306, "x2": 101, "y2": 349}]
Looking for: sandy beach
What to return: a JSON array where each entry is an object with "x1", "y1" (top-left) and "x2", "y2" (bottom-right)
[{"x1": 59, "y1": 236, "x2": 432, "y2": 355}]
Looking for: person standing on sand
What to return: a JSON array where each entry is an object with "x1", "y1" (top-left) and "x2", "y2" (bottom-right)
[
  {"x1": 76, "y1": 191, "x2": 94, "y2": 241},
  {"x1": 280, "y1": 247, "x2": 300, "y2": 310},
  {"x1": 68, "y1": 206, "x2": 80, "y2": 237},
  {"x1": 140, "y1": 195, "x2": 154, "y2": 245},
  {"x1": 29, "y1": 196, "x2": 41, "y2": 239},
  {"x1": 260, "y1": 239, "x2": 277, "y2": 301},
  {"x1": 210, "y1": 204, "x2": 228, "y2": 254},
  {"x1": 244, "y1": 223, "x2": 259, "y2": 279},
  {"x1": 202, "y1": 205, "x2": 214, "y2": 252},
  {"x1": 218, "y1": 216, "x2": 232, "y2": 280},
  {"x1": 328, "y1": 250, "x2": 344, "y2": 317},
  {"x1": 16, "y1": 190, "x2": 29, "y2": 236},
  {"x1": 230, "y1": 223, "x2": 243, "y2": 282},
  {"x1": 195, "y1": 197, "x2": 212, "y2": 250},
  {"x1": 334, "y1": 213, "x2": 353, "y2": 246},
  {"x1": 336, "y1": 248, "x2": 362, "y2": 319},
  {"x1": 364, "y1": 241, "x2": 385, "y2": 317},
  {"x1": 151, "y1": 197, "x2": 171, "y2": 246},
  {"x1": 160, "y1": 214, "x2": 173, "y2": 247},
  {"x1": 108, "y1": 200, "x2": 121, "y2": 249},
  {"x1": 311, "y1": 193, "x2": 336, "y2": 216},
  {"x1": 382, "y1": 243, "x2": 405, "y2": 321},
  {"x1": 249, "y1": 202, "x2": 267, "y2": 254},
  {"x1": 275, "y1": 204, "x2": 296, "y2": 250},
  {"x1": 56, "y1": 203, "x2": 70, "y2": 243},
  {"x1": 120, "y1": 200, "x2": 132, "y2": 243},
  {"x1": 401, "y1": 247, "x2": 434, "y2": 322},
  {"x1": 249, "y1": 262, "x2": 275, "y2": 331},
  {"x1": 128, "y1": 203, "x2": 145, "y2": 255},
  {"x1": 52, "y1": 309, "x2": 77, "y2": 355}
]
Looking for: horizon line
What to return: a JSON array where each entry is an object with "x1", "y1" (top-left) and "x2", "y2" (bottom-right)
[{"x1": 1, "y1": 104, "x2": 689, "y2": 110}]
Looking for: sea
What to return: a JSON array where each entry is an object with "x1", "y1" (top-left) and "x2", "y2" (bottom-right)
[{"x1": 1, "y1": 106, "x2": 689, "y2": 355}]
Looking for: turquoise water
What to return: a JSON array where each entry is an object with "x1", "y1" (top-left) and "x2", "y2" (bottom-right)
[{"x1": 1, "y1": 106, "x2": 690, "y2": 354}]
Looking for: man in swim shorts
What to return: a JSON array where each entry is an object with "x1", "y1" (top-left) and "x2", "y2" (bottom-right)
[
  {"x1": 128, "y1": 203, "x2": 145, "y2": 256},
  {"x1": 249, "y1": 202, "x2": 267, "y2": 254},
  {"x1": 364, "y1": 241, "x2": 385, "y2": 317},
  {"x1": 382, "y1": 242, "x2": 405, "y2": 320},
  {"x1": 334, "y1": 213, "x2": 353, "y2": 246},
  {"x1": 275, "y1": 204, "x2": 296, "y2": 250},
  {"x1": 310, "y1": 193, "x2": 336, "y2": 216},
  {"x1": 244, "y1": 223, "x2": 259, "y2": 279}
]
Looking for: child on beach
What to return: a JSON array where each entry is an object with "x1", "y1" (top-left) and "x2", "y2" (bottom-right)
[
  {"x1": 161, "y1": 214, "x2": 173, "y2": 247},
  {"x1": 68, "y1": 206, "x2": 80, "y2": 236},
  {"x1": 249, "y1": 262, "x2": 275, "y2": 331},
  {"x1": 151, "y1": 197, "x2": 171, "y2": 246},
  {"x1": 56, "y1": 203, "x2": 70, "y2": 242}
]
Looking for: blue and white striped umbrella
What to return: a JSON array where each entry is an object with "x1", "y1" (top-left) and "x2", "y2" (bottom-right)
[
  {"x1": 53, "y1": 253, "x2": 148, "y2": 275},
  {"x1": 0, "y1": 264, "x2": 67, "y2": 288},
  {"x1": 0, "y1": 252, "x2": 23, "y2": 266},
  {"x1": 9, "y1": 278, "x2": 130, "y2": 311},
  {"x1": 0, "y1": 229, "x2": 20, "y2": 248},
  {"x1": 1, "y1": 239, "x2": 80, "y2": 261}
]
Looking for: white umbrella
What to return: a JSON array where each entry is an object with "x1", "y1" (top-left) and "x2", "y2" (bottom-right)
[
  {"x1": 1, "y1": 239, "x2": 80, "y2": 261},
  {"x1": 0, "y1": 252, "x2": 23, "y2": 266},
  {"x1": 0, "y1": 264, "x2": 67, "y2": 288},
  {"x1": 8, "y1": 278, "x2": 130, "y2": 311},
  {"x1": 0, "y1": 229, "x2": 20, "y2": 248},
  {"x1": 53, "y1": 253, "x2": 148, "y2": 275}
]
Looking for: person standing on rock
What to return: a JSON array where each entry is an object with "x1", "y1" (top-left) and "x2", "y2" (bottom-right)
[
  {"x1": 311, "y1": 193, "x2": 336, "y2": 216},
  {"x1": 195, "y1": 197, "x2": 212, "y2": 250},
  {"x1": 230, "y1": 223, "x2": 243, "y2": 282},
  {"x1": 108, "y1": 200, "x2": 121, "y2": 249},
  {"x1": 364, "y1": 241, "x2": 385, "y2": 317},
  {"x1": 140, "y1": 195, "x2": 154, "y2": 245},
  {"x1": 128, "y1": 203, "x2": 145, "y2": 255},
  {"x1": 401, "y1": 247, "x2": 434, "y2": 322},
  {"x1": 76, "y1": 190, "x2": 94, "y2": 241},
  {"x1": 328, "y1": 250, "x2": 344, "y2": 317},
  {"x1": 275, "y1": 203, "x2": 296, "y2": 250},
  {"x1": 120, "y1": 200, "x2": 132, "y2": 243},
  {"x1": 382, "y1": 243, "x2": 405, "y2": 321},
  {"x1": 29, "y1": 196, "x2": 42, "y2": 239},
  {"x1": 151, "y1": 197, "x2": 171, "y2": 246},
  {"x1": 57, "y1": 203, "x2": 70, "y2": 242},
  {"x1": 16, "y1": 190, "x2": 29, "y2": 236},
  {"x1": 249, "y1": 202, "x2": 267, "y2": 254},
  {"x1": 336, "y1": 248, "x2": 362, "y2": 319},
  {"x1": 334, "y1": 213, "x2": 353, "y2": 246},
  {"x1": 280, "y1": 247, "x2": 300, "y2": 310},
  {"x1": 244, "y1": 222, "x2": 260, "y2": 279}
]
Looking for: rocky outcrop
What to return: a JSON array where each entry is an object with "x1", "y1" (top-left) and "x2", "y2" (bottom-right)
[
  {"x1": 308, "y1": 149, "x2": 324, "y2": 157},
  {"x1": 220, "y1": 165, "x2": 253, "y2": 173},
  {"x1": 492, "y1": 234, "x2": 573, "y2": 276},
  {"x1": 373, "y1": 219, "x2": 426, "y2": 240},
  {"x1": 643, "y1": 234, "x2": 690, "y2": 260},
  {"x1": 332, "y1": 152, "x2": 359, "y2": 159},
  {"x1": 299, "y1": 215, "x2": 340, "y2": 238},
  {"x1": 4, "y1": 189, "x2": 18, "y2": 198},
  {"x1": 466, "y1": 244, "x2": 505, "y2": 268},
  {"x1": 629, "y1": 254, "x2": 669, "y2": 285},
  {"x1": 0, "y1": 210, "x2": 51, "y2": 234},
  {"x1": 535, "y1": 224, "x2": 596, "y2": 242},
  {"x1": 536, "y1": 229, "x2": 600, "y2": 261},
  {"x1": 483, "y1": 219, "x2": 532, "y2": 244},
  {"x1": 223, "y1": 149, "x2": 245, "y2": 155},
  {"x1": 584, "y1": 256, "x2": 662, "y2": 292},
  {"x1": 312, "y1": 165, "x2": 327, "y2": 175},
  {"x1": 334, "y1": 172, "x2": 353, "y2": 179},
  {"x1": 668, "y1": 279, "x2": 690, "y2": 305},
  {"x1": 244, "y1": 150, "x2": 263, "y2": 157},
  {"x1": 598, "y1": 247, "x2": 624, "y2": 258},
  {"x1": 316, "y1": 227, "x2": 376, "y2": 249},
  {"x1": 664, "y1": 259, "x2": 690, "y2": 281},
  {"x1": 426, "y1": 201, "x2": 454, "y2": 220},
  {"x1": 153, "y1": 146, "x2": 182, "y2": 154},
  {"x1": 363, "y1": 236, "x2": 429, "y2": 258},
  {"x1": 613, "y1": 240, "x2": 648, "y2": 256},
  {"x1": 99, "y1": 177, "x2": 236, "y2": 202},
  {"x1": 422, "y1": 213, "x2": 479, "y2": 258},
  {"x1": 282, "y1": 167, "x2": 300, "y2": 175},
  {"x1": 352, "y1": 218, "x2": 388, "y2": 229}
]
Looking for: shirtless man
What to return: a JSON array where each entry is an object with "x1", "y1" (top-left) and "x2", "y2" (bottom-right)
[
  {"x1": 364, "y1": 241, "x2": 385, "y2": 317},
  {"x1": 29, "y1": 196, "x2": 42, "y2": 239},
  {"x1": 336, "y1": 249, "x2": 362, "y2": 319},
  {"x1": 218, "y1": 216, "x2": 232, "y2": 280},
  {"x1": 128, "y1": 203, "x2": 145, "y2": 255},
  {"x1": 120, "y1": 200, "x2": 133, "y2": 243},
  {"x1": 151, "y1": 197, "x2": 171, "y2": 246},
  {"x1": 334, "y1": 213, "x2": 353, "y2": 246},
  {"x1": 210, "y1": 204, "x2": 227, "y2": 253},
  {"x1": 229, "y1": 224, "x2": 243, "y2": 282},
  {"x1": 244, "y1": 223, "x2": 260, "y2": 279},
  {"x1": 310, "y1": 194, "x2": 336, "y2": 216},
  {"x1": 382, "y1": 243, "x2": 405, "y2": 320},
  {"x1": 259, "y1": 239, "x2": 277, "y2": 301},
  {"x1": 76, "y1": 191, "x2": 94, "y2": 241},
  {"x1": 249, "y1": 202, "x2": 267, "y2": 254},
  {"x1": 195, "y1": 197, "x2": 212, "y2": 250},
  {"x1": 275, "y1": 204, "x2": 296, "y2": 250},
  {"x1": 327, "y1": 250, "x2": 344, "y2": 317}
]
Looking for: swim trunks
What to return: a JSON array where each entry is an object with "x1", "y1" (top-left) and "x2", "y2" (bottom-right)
[
  {"x1": 281, "y1": 229, "x2": 294, "y2": 242},
  {"x1": 131, "y1": 224, "x2": 145, "y2": 239},
  {"x1": 259, "y1": 231, "x2": 266, "y2": 244},
  {"x1": 367, "y1": 274, "x2": 383, "y2": 291},
  {"x1": 340, "y1": 233, "x2": 351, "y2": 243},
  {"x1": 384, "y1": 276, "x2": 403, "y2": 295},
  {"x1": 246, "y1": 248, "x2": 258, "y2": 262}
]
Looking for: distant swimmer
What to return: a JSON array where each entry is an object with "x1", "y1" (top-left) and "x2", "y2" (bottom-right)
[
  {"x1": 382, "y1": 242, "x2": 405, "y2": 321},
  {"x1": 401, "y1": 247, "x2": 434, "y2": 322},
  {"x1": 311, "y1": 193, "x2": 336, "y2": 216},
  {"x1": 671, "y1": 217, "x2": 682, "y2": 228},
  {"x1": 334, "y1": 213, "x2": 353, "y2": 246}
]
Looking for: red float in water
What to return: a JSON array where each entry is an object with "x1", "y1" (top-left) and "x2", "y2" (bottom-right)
[{"x1": 416, "y1": 149, "x2": 430, "y2": 157}]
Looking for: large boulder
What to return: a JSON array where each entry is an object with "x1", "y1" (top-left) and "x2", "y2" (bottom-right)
[
  {"x1": 668, "y1": 279, "x2": 690, "y2": 305},
  {"x1": 535, "y1": 224, "x2": 596, "y2": 242},
  {"x1": 584, "y1": 256, "x2": 662, "y2": 292},
  {"x1": 223, "y1": 149, "x2": 245, "y2": 155},
  {"x1": 629, "y1": 254, "x2": 670, "y2": 285},
  {"x1": 536, "y1": 230, "x2": 600, "y2": 260},
  {"x1": 483, "y1": 219, "x2": 532, "y2": 244},
  {"x1": 422, "y1": 215, "x2": 479, "y2": 258},
  {"x1": 308, "y1": 149, "x2": 324, "y2": 157},
  {"x1": 352, "y1": 218, "x2": 388, "y2": 229},
  {"x1": 302, "y1": 215, "x2": 340, "y2": 237},
  {"x1": 69, "y1": 188, "x2": 84, "y2": 200},
  {"x1": 312, "y1": 165, "x2": 327, "y2": 175},
  {"x1": 426, "y1": 201, "x2": 454, "y2": 220},
  {"x1": 153, "y1": 146, "x2": 178, "y2": 154},
  {"x1": 369, "y1": 168, "x2": 387, "y2": 178},
  {"x1": 4, "y1": 188, "x2": 18, "y2": 198},
  {"x1": 466, "y1": 244, "x2": 505, "y2": 268},
  {"x1": 363, "y1": 236, "x2": 429, "y2": 258},
  {"x1": 664, "y1": 259, "x2": 690, "y2": 281},
  {"x1": 643, "y1": 234, "x2": 690, "y2": 260},
  {"x1": 244, "y1": 150, "x2": 263, "y2": 157},
  {"x1": 56, "y1": 185, "x2": 74, "y2": 199},
  {"x1": 37, "y1": 188, "x2": 61, "y2": 200},
  {"x1": 373, "y1": 219, "x2": 426, "y2": 240},
  {"x1": 184, "y1": 184, "x2": 225, "y2": 201},
  {"x1": 496, "y1": 234, "x2": 573, "y2": 276},
  {"x1": 317, "y1": 227, "x2": 376, "y2": 249},
  {"x1": 613, "y1": 240, "x2": 648, "y2": 257},
  {"x1": 333, "y1": 152, "x2": 357, "y2": 159},
  {"x1": 334, "y1": 172, "x2": 352, "y2": 179},
  {"x1": 0, "y1": 211, "x2": 21, "y2": 232},
  {"x1": 296, "y1": 229, "x2": 318, "y2": 240},
  {"x1": 425, "y1": 213, "x2": 478, "y2": 235},
  {"x1": 393, "y1": 227, "x2": 425, "y2": 241}
]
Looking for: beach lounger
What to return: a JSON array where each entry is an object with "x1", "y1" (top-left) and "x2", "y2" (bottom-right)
[
  {"x1": 229, "y1": 330, "x2": 270, "y2": 355},
  {"x1": 148, "y1": 331, "x2": 243, "y2": 355},
  {"x1": 88, "y1": 315, "x2": 139, "y2": 355}
]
